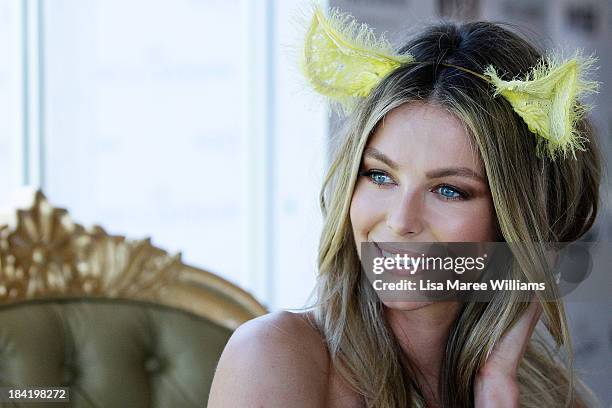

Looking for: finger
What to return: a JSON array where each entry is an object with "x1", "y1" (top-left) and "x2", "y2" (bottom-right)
[{"x1": 487, "y1": 301, "x2": 542, "y2": 373}]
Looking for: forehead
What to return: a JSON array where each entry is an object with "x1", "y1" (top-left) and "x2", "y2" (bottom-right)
[{"x1": 366, "y1": 102, "x2": 482, "y2": 172}]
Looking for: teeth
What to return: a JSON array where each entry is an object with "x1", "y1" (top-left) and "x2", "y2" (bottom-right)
[{"x1": 381, "y1": 249, "x2": 413, "y2": 267}]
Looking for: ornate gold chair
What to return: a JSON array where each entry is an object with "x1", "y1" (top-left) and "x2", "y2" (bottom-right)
[{"x1": 0, "y1": 189, "x2": 266, "y2": 407}]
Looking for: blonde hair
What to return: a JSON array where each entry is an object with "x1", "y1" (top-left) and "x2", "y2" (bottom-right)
[{"x1": 313, "y1": 21, "x2": 601, "y2": 407}]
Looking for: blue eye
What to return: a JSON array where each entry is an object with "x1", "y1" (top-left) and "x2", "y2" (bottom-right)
[
  {"x1": 372, "y1": 173, "x2": 391, "y2": 184},
  {"x1": 360, "y1": 169, "x2": 394, "y2": 186},
  {"x1": 435, "y1": 185, "x2": 466, "y2": 200}
]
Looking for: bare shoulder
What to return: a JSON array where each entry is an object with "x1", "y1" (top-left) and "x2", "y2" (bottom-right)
[
  {"x1": 208, "y1": 311, "x2": 330, "y2": 407},
  {"x1": 222, "y1": 311, "x2": 329, "y2": 369}
]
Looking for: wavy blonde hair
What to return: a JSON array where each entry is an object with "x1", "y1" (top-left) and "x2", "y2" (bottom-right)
[{"x1": 313, "y1": 21, "x2": 601, "y2": 408}]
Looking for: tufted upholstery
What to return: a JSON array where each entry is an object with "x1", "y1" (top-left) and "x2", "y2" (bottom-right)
[
  {"x1": 0, "y1": 189, "x2": 267, "y2": 407},
  {"x1": 0, "y1": 299, "x2": 232, "y2": 407}
]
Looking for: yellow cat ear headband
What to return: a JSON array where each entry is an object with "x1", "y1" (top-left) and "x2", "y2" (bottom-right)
[{"x1": 300, "y1": 5, "x2": 599, "y2": 160}]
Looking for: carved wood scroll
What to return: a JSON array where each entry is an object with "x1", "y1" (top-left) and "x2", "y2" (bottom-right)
[{"x1": 0, "y1": 190, "x2": 266, "y2": 330}]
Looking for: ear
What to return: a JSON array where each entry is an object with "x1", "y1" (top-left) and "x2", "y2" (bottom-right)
[
  {"x1": 484, "y1": 54, "x2": 598, "y2": 159},
  {"x1": 301, "y1": 5, "x2": 413, "y2": 112}
]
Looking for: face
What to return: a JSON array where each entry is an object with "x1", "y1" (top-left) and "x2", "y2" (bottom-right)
[{"x1": 350, "y1": 102, "x2": 498, "y2": 310}]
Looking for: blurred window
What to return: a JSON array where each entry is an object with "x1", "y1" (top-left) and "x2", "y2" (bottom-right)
[
  {"x1": 0, "y1": 0, "x2": 327, "y2": 309},
  {"x1": 42, "y1": 0, "x2": 251, "y2": 291},
  {"x1": 0, "y1": 2, "x2": 23, "y2": 203}
]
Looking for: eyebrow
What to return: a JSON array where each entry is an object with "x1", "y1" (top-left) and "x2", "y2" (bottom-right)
[{"x1": 363, "y1": 147, "x2": 487, "y2": 183}]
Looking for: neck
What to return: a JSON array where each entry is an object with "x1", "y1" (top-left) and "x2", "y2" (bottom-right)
[{"x1": 384, "y1": 301, "x2": 461, "y2": 405}]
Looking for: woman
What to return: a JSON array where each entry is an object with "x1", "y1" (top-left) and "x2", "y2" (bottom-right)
[{"x1": 208, "y1": 7, "x2": 601, "y2": 408}]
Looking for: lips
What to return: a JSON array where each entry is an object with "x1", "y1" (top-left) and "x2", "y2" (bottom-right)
[{"x1": 371, "y1": 241, "x2": 430, "y2": 257}]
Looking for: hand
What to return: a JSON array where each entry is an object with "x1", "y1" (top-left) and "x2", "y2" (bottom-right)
[{"x1": 474, "y1": 301, "x2": 542, "y2": 407}]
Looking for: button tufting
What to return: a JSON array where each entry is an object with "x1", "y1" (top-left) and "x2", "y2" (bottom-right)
[{"x1": 144, "y1": 357, "x2": 162, "y2": 373}]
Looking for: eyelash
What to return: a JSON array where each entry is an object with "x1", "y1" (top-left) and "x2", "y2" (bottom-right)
[{"x1": 358, "y1": 169, "x2": 469, "y2": 201}]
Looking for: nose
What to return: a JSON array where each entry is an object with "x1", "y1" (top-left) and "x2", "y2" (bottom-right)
[{"x1": 386, "y1": 188, "x2": 424, "y2": 237}]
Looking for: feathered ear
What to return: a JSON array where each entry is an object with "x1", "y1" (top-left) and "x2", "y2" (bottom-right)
[
  {"x1": 301, "y1": 4, "x2": 413, "y2": 113},
  {"x1": 484, "y1": 53, "x2": 599, "y2": 159}
]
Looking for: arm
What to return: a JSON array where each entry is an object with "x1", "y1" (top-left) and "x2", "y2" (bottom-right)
[{"x1": 208, "y1": 311, "x2": 329, "y2": 408}]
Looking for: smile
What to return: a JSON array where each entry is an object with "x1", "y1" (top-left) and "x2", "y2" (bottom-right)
[{"x1": 371, "y1": 241, "x2": 426, "y2": 276}]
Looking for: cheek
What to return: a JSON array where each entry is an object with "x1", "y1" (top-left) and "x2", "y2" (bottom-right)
[
  {"x1": 428, "y1": 197, "x2": 497, "y2": 241},
  {"x1": 350, "y1": 180, "x2": 385, "y2": 241}
]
